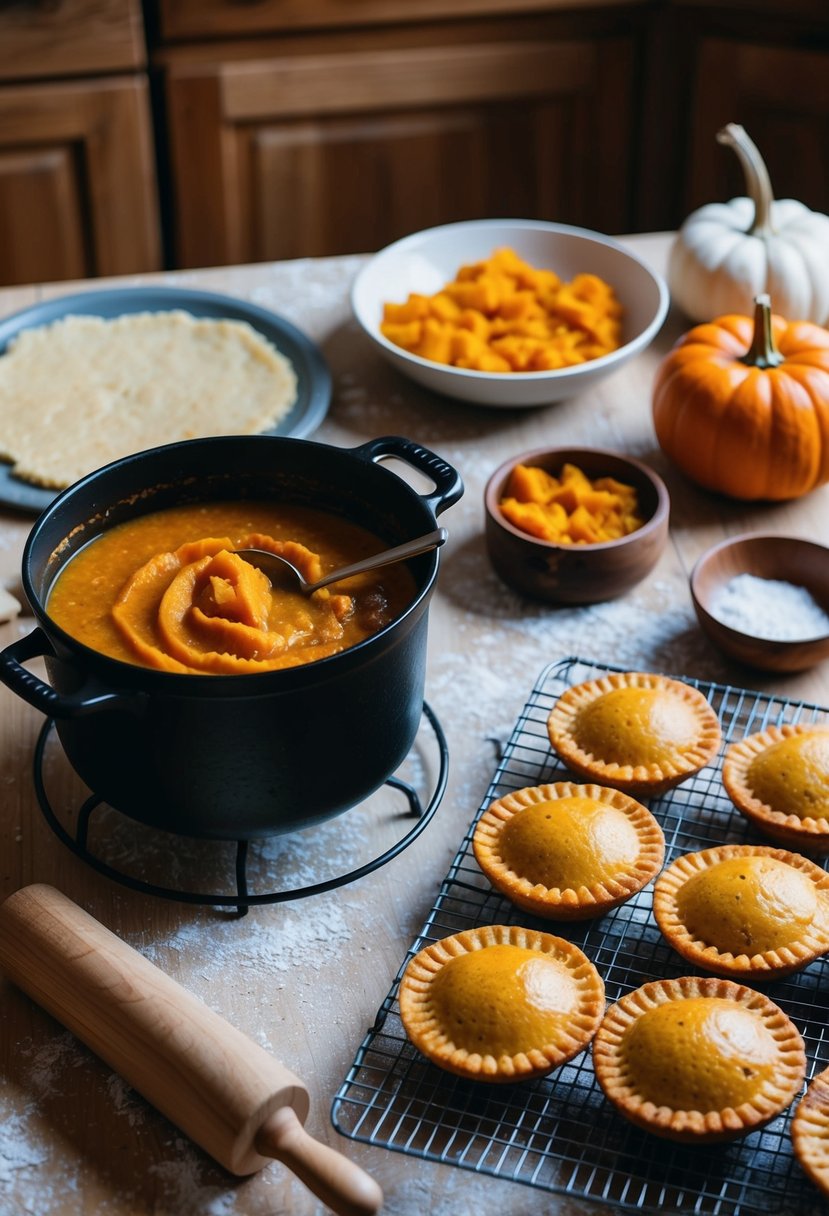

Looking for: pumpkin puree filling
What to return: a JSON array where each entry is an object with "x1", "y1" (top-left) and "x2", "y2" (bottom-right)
[
  {"x1": 498, "y1": 796, "x2": 642, "y2": 888},
  {"x1": 46, "y1": 502, "x2": 417, "y2": 673},
  {"x1": 744, "y1": 732, "x2": 829, "y2": 819},
  {"x1": 112, "y1": 536, "x2": 357, "y2": 673},
  {"x1": 674, "y1": 855, "x2": 819, "y2": 954},
  {"x1": 620, "y1": 997, "x2": 778, "y2": 1111},
  {"x1": 569, "y1": 686, "x2": 705, "y2": 766}
]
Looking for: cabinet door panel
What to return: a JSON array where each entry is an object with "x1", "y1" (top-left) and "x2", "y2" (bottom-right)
[
  {"x1": 0, "y1": 78, "x2": 161, "y2": 287},
  {"x1": 0, "y1": 148, "x2": 86, "y2": 285},
  {"x1": 166, "y1": 36, "x2": 635, "y2": 267},
  {"x1": 249, "y1": 103, "x2": 593, "y2": 260},
  {"x1": 685, "y1": 39, "x2": 829, "y2": 214}
]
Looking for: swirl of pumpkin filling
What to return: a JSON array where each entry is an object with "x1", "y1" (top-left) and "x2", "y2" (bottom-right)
[{"x1": 112, "y1": 535, "x2": 362, "y2": 673}]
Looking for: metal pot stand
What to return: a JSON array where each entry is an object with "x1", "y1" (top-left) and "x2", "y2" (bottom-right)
[{"x1": 31, "y1": 702, "x2": 448, "y2": 916}]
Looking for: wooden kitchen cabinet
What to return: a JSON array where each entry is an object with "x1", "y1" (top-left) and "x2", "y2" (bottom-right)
[
  {"x1": 634, "y1": 0, "x2": 829, "y2": 231},
  {"x1": 156, "y1": 0, "x2": 829, "y2": 271},
  {"x1": 0, "y1": 0, "x2": 826, "y2": 286},
  {"x1": 155, "y1": 0, "x2": 609, "y2": 41},
  {"x1": 683, "y1": 38, "x2": 829, "y2": 214},
  {"x1": 0, "y1": 0, "x2": 160, "y2": 287},
  {"x1": 159, "y1": 12, "x2": 645, "y2": 268},
  {"x1": 0, "y1": 77, "x2": 161, "y2": 287}
]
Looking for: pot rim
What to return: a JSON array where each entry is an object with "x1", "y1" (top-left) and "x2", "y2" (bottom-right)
[{"x1": 22, "y1": 433, "x2": 456, "y2": 694}]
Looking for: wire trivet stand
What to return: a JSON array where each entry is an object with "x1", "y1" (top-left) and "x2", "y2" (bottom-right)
[
  {"x1": 33, "y1": 701, "x2": 448, "y2": 915},
  {"x1": 333, "y1": 656, "x2": 829, "y2": 1216}
]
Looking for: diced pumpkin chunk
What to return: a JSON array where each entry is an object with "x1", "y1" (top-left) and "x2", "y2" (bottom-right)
[
  {"x1": 379, "y1": 246, "x2": 623, "y2": 372},
  {"x1": 497, "y1": 461, "x2": 646, "y2": 545}
]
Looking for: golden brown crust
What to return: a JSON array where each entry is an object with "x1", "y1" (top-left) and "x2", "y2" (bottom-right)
[
  {"x1": 592, "y1": 975, "x2": 805, "y2": 1143},
  {"x1": 398, "y1": 924, "x2": 605, "y2": 1082},
  {"x1": 473, "y1": 782, "x2": 665, "y2": 919},
  {"x1": 547, "y1": 672, "x2": 722, "y2": 796},
  {"x1": 793, "y1": 1067, "x2": 829, "y2": 1197},
  {"x1": 653, "y1": 844, "x2": 829, "y2": 979},
  {"x1": 723, "y1": 724, "x2": 829, "y2": 852}
]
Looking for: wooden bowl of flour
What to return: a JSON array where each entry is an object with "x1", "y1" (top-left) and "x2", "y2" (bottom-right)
[{"x1": 691, "y1": 534, "x2": 829, "y2": 672}]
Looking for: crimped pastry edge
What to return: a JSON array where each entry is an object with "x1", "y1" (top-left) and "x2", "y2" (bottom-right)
[
  {"x1": 723, "y1": 724, "x2": 829, "y2": 852},
  {"x1": 473, "y1": 781, "x2": 665, "y2": 920},
  {"x1": 793, "y1": 1067, "x2": 829, "y2": 1198},
  {"x1": 592, "y1": 975, "x2": 806, "y2": 1143},
  {"x1": 398, "y1": 924, "x2": 605, "y2": 1082},
  {"x1": 547, "y1": 672, "x2": 722, "y2": 796},
  {"x1": 652, "y1": 843, "x2": 829, "y2": 979}
]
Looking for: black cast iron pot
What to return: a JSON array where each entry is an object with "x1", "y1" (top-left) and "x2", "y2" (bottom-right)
[{"x1": 0, "y1": 435, "x2": 463, "y2": 839}]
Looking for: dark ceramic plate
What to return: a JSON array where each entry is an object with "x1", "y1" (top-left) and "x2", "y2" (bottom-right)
[{"x1": 0, "y1": 286, "x2": 333, "y2": 514}]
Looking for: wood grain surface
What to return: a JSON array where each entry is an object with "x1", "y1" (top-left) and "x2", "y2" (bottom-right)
[{"x1": 0, "y1": 235, "x2": 826, "y2": 1216}]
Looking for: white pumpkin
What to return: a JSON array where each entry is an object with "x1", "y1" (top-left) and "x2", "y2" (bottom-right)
[{"x1": 668, "y1": 123, "x2": 829, "y2": 325}]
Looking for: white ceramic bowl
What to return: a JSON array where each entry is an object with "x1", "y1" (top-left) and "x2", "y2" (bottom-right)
[{"x1": 351, "y1": 219, "x2": 670, "y2": 407}]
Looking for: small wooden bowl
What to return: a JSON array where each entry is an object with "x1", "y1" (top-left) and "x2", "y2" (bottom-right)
[
  {"x1": 690, "y1": 534, "x2": 829, "y2": 672},
  {"x1": 484, "y1": 446, "x2": 669, "y2": 604}
]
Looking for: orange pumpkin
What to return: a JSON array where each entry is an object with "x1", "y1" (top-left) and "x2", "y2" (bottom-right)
[{"x1": 652, "y1": 295, "x2": 829, "y2": 500}]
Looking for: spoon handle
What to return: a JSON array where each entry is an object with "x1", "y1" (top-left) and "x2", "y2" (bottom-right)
[{"x1": 308, "y1": 527, "x2": 447, "y2": 592}]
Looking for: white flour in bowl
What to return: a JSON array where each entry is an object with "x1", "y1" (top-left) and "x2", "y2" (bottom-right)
[{"x1": 708, "y1": 573, "x2": 829, "y2": 640}]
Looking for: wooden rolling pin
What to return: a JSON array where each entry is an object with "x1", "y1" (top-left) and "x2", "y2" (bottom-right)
[{"x1": 0, "y1": 884, "x2": 382, "y2": 1216}]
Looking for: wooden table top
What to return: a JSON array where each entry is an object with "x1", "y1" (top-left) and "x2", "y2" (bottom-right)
[{"x1": 0, "y1": 234, "x2": 827, "y2": 1216}]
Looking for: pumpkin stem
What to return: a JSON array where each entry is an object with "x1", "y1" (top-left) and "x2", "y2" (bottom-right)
[
  {"x1": 716, "y1": 123, "x2": 775, "y2": 236},
  {"x1": 741, "y1": 294, "x2": 784, "y2": 368}
]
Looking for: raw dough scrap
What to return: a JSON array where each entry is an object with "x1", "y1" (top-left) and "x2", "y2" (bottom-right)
[{"x1": 0, "y1": 311, "x2": 298, "y2": 488}]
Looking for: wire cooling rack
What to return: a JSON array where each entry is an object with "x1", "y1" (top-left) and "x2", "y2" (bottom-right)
[{"x1": 332, "y1": 656, "x2": 829, "y2": 1216}]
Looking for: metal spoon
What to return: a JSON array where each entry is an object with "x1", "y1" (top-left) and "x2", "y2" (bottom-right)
[{"x1": 235, "y1": 527, "x2": 447, "y2": 594}]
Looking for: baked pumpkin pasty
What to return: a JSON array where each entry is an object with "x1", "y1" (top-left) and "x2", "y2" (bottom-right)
[
  {"x1": 593, "y1": 975, "x2": 806, "y2": 1143},
  {"x1": 653, "y1": 844, "x2": 829, "y2": 979},
  {"x1": 398, "y1": 924, "x2": 605, "y2": 1082},
  {"x1": 723, "y1": 724, "x2": 829, "y2": 852},
  {"x1": 473, "y1": 782, "x2": 665, "y2": 919},
  {"x1": 793, "y1": 1067, "x2": 829, "y2": 1199},
  {"x1": 547, "y1": 672, "x2": 722, "y2": 796}
]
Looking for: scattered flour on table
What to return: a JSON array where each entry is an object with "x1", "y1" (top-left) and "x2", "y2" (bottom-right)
[
  {"x1": 0, "y1": 1099, "x2": 82, "y2": 1215},
  {"x1": 144, "y1": 896, "x2": 357, "y2": 982},
  {"x1": 149, "y1": 1153, "x2": 238, "y2": 1216},
  {"x1": 249, "y1": 257, "x2": 365, "y2": 341},
  {"x1": 0, "y1": 585, "x2": 21, "y2": 621},
  {"x1": 430, "y1": 539, "x2": 709, "y2": 815},
  {"x1": 106, "y1": 1074, "x2": 149, "y2": 1127},
  {"x1": 0, "y1": 1111, "x2": 49, "y2": 1183},
  {"x1": 19, "y1": 1031, "x2": 87, "y2": 1096}
]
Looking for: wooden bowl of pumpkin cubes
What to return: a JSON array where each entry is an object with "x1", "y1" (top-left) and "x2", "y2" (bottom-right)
[{"x1": 484, "y1": 446, "x2": 670, "y2": 603}]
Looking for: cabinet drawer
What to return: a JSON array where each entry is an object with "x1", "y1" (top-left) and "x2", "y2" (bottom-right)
[
  {"x1": 158, "y1": 0, "x2": 576, "y2": 42},
  {"x1": 0, "y1": 0, "x2": 145, "y2": 83}
]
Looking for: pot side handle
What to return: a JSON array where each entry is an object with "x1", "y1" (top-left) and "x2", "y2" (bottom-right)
[
  {"x1": 0, "y1": 628, "x2": 142, "y2": 719},
  {"x1": 353, "y1": 436, "x2": 464, "y2": 516}
]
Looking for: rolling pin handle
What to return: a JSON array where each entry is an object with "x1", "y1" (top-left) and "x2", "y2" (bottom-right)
[{"x1": 255, "y1": 1106, "x2": 383, "y2": 1216}]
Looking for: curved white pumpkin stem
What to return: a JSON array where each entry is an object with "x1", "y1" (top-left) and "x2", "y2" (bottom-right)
[{"x1": 716, "y1": 123, "x2": 775, "y2": 236}]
